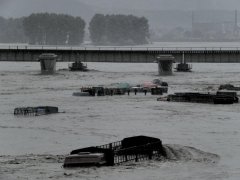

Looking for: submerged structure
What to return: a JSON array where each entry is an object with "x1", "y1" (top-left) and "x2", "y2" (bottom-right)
[
  {"x1": 72, "y1": 80, "x2": 169, "y2": 97},
  {"x1": 73, "y1": 86, "x2": 126, "y2": 96},
  {"x1": 175, "y1": 53, "x2": 192, "y2": 72},
  {"x1": 14, "y1": 106, "x2": 59, "y2": 116},
  {"x1": 175, "y1": 63, "x2": 192, "y2": 72},
  {"x1": 39, "y1": 53, "x2": 57, "y2": 74},
  {"x1": 151, "y1": 87, "x2": 164, "y2": 95},
  {"x1": 218, "y1": 84, "x2": 240, "y2": 91},
  {"x1": 63, "y1": 136, "x2": 166, "y2": 167},
  {"x1": 156, "y1": 55, "x2": 175, "y2": 75},
  {"x1": 69, "y1": 61, "x2": 88, "y2": 71},
  {"x1": 158, "y1": 92, "x2": 238, "y2": 104}
]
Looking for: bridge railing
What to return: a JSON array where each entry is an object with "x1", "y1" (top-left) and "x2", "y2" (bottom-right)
[{"x1": 0, "y1": 45, "x2": 240, "y2": 51}]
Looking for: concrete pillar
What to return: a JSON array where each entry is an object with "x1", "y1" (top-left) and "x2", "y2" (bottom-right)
[
  {"x1": 156, "y1": 55, "x2": 174, "y2": 75},
  {"x1": 39, "y1": 53, "x2": 57, "y2": 74}
]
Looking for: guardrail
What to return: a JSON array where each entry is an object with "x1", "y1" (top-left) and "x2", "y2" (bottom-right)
[{"x1": 1, "y1": 45, "x2": 240, "y2": 51}]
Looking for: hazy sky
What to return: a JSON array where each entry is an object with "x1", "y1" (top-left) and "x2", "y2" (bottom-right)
[
  {"x1": 0, "y1": 0, "x2": 240, "y2": 19},
  {"x1": 1, "y1": 0, "x2": 240, "y2": 18},
  {"x1": 81, "y1": 0, "x2": 240, "y2": 10},
  {"x1": 0, "y1": 0, "x2": 93, "y2": 18}
]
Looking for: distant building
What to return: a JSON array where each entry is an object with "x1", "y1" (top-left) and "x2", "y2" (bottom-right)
[{"x1": 192, "y1": 10, "x2": 240, "y2": 40}]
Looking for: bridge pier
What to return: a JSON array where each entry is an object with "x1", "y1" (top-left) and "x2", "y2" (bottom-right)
[
  {"x1": 156, "y1": 55, "x2": 175, "y2": 75},
  {"x1": 39, "y1": 53, "x2": 57, "y2": 74},
  {"x1": 175, "y1": 52, "x2": 192, "y2": 72}
]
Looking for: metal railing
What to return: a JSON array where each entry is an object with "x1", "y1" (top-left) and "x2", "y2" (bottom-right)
[
  {"x1": 113, "y1": 141, "x2": 163, "y2": 164},
  {"x1": 97, "y1": 140, "x2": 163, "y2": 165},
  {"x1": 1, "y1": 45, "x2": 240, "y2": 51}
]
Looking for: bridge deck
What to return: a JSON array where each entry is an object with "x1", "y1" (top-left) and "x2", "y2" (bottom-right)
[{"x1": 1, "y1": 45, "x2": 240, "y2": 63}]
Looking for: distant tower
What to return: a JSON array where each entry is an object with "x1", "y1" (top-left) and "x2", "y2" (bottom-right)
[
  {"x1": 234, "y1": 10, "x2": 239, "y2": 37},
  {"x1": 192, "y1": 11, "x2": 195, "y2": 32}
]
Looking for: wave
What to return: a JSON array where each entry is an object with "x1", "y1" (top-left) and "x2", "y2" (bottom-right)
[
  {"x1": 0, "y1": 125, "x2": 57, "y2": 133},
  {"x1": 0, "y1": 144, "x2": 219, "y2": 165},
  {"x1": 162, "y1": 144, "x2": 220, "y2": 163}
]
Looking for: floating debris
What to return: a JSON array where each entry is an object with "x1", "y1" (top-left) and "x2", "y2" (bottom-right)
[
  {"x1": 14, "y1": 106, "x2": 59, "y2": 116},
  {"x1": 63, "y1": 136, "x2": 166, "y2": 167}
]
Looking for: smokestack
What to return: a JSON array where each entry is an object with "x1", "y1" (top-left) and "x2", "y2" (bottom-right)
[
  {"x1": 235, "y1": 9, "x2": 238, "y2": 27},
  {"x1": 234, "y1": 9, "x2": 239, "y2": 37},
  {"x1": 192, "y1": 11, "x2": 195, "y2": 31}
]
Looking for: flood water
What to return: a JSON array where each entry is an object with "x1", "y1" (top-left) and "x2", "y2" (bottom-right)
[{"x1": 0, "y1": 61, "x2": 240, "y2": 179}]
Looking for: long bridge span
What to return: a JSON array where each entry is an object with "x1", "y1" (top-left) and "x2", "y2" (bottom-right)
[{"x1": 1, "y1": 45, "x2": 240, "y2": 63}]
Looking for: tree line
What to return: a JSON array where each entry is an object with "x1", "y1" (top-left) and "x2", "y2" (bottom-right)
[
  {"x1": 23, "y1": 13, "x2": 85, "y2": 45},
  {"x1": 0, "y1": 13, "x2": 149, "y2": 45},
  {"x1": 89, "y1": 14, "x2": 150, "y2": 45},
  {"x1": 0, "y1": 17, "x2": 26, "y2": 43}
]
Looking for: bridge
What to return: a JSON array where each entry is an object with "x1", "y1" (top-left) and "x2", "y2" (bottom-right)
[{"x1": 1, "y1": 45, "x2": 240, "y2": 63}]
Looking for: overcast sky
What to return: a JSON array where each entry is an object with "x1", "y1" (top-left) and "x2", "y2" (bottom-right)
[
  {"x1": 1, "y1": 0, "x2": 240, "y2": 18},
  {"x1": 82, "y1": 0, "x2": 240, "y2": 10}
]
